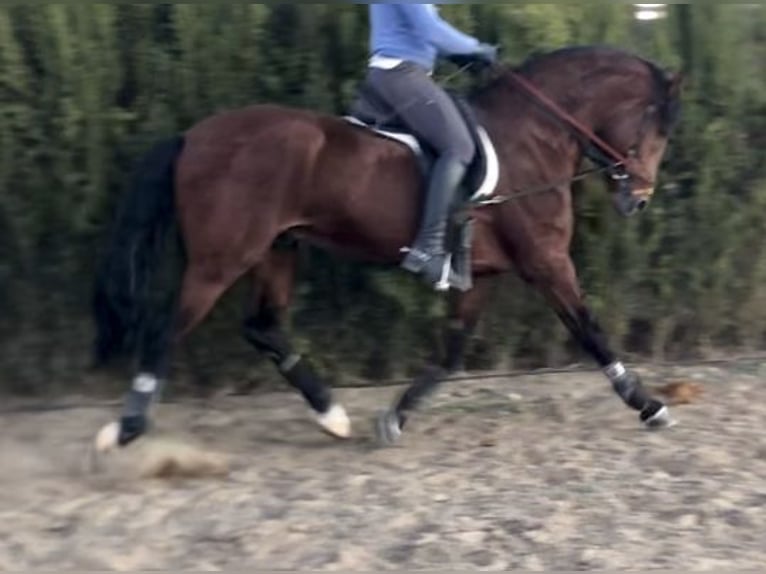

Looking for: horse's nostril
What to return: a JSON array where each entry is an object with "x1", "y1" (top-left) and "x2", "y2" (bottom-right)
[{"x1": 637, "y1": 199, "x2": 649, "y2": 211}]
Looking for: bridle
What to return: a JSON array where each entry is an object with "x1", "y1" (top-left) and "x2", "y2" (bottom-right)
[{"x1": 472, "y1": 66, "x2": 659, "y2": 207}]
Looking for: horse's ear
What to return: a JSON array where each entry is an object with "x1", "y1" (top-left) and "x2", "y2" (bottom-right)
[{"x1": 665, "y1": 70, "x2": 684, "y2": 98}]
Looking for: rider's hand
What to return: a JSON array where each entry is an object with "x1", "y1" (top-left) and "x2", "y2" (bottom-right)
[
  {"x1": 447, "y1": 44, "x2": 498, "y2": 70},
  {"x1": 474, "y1": 43, "x2": 499, "y2": 67}
]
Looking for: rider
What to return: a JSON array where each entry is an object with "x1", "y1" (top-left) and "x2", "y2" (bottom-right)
[{"x1": 359, "y1": 4, "x2": 497, "y2": 291}]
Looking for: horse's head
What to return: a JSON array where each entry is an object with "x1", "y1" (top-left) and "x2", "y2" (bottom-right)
[
  {"x1": 475, "y1": 47, "x2": 683, "y2": 217},
  {"x1": 591, "y1": 61, "x2": 683, "y2": 217}
]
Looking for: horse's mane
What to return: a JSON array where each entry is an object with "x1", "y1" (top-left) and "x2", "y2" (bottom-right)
[{"x1": 472, "y1": 45, "x2": 681, "y2": 136}]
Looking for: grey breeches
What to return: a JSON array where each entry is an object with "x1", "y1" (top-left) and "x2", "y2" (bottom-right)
[{"x1": 361, "y1": 61, "x2": 475, "y2": 165}]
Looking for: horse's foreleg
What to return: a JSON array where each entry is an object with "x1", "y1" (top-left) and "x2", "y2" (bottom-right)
[
  {"x1": 376, "y1": 276, "x2": 495, "y2": 445},
  {"x1": 529, "y1": 253, "x2": 675, "y2": 429},
  {"x1": 242, "y1": 248, "x2": 350, "y2": 439}
]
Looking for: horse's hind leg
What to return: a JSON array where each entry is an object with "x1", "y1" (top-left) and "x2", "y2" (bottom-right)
[
  {"x1": 242, "y1": 246, "x2": 350, "y2": 439},
  {"x1": 95, "y1": 259, "x2": 253, "y2": 452},
  {"x1": 377, "y1": 276, "x2": 495, "y2": 445}
]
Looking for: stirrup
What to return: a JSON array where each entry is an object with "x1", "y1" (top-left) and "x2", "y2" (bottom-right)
[
  {"x1": 449, "y1": 219, "x2": 475, "y2": 292},
  {"x1": 435, "y1": 254, "x2": 453, "y2": 292},
  {"x1": 400, "y1": 247, "x2": 457, "y2": 292}
]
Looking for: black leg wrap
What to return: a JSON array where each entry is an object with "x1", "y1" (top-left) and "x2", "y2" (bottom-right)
[
  {"x1": 396, "y1": 365, "x2": 448, "y2": 428},
  {"x1": 118, "y1": 415, "x2": 148, "y2": 447},
  {"x1": 122, "y1": 388, "x2": 157, "y2": 418},
  {"x1": 611, "y1": 372, "x2": 652, "y2": 412},
  {"x1": 281, "y1": 357, "x2": 333, "y2": 414},
  {"x1": 444, "y1": 324, "x2": 467, "y2": 373},
  {"x1": 243, "y1": 318, "x2": 332, "y2": 414},
  {"x1": 639, "y1": 399, "x2": 667, "y2": 424}
]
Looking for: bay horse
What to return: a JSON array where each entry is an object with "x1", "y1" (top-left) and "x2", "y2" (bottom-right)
[{"x1": 92, "y1": 46, "x2": 682, "y2": 453}]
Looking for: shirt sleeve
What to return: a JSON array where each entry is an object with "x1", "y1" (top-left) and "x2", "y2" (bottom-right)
[{"x1": 397, "y1": 4, "x2": 481, "y2": 55}]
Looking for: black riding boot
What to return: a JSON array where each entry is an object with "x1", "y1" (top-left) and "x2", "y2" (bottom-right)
[{"x1": 401, "y1": 154, "x2": 468, "y2": 291}]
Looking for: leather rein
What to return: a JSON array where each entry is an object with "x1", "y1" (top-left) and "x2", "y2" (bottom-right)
[{"x1": 470, "y1": 66, "x2": 657, "y2": 207}]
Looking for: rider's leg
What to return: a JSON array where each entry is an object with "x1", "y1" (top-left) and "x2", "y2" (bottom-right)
[
  {"x1": 365, "y1": 62, "x2": 475, "y2": 291},
  {"x1": 401, "y1": 154, "x2": 469, "y2": 288}
]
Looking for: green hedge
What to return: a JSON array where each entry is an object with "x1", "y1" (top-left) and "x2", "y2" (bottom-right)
[{"x1": 0, "y1": 5, "x2": 764, "y2": 395}]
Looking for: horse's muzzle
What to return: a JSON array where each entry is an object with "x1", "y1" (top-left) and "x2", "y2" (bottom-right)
[{"x1": 615, "y1": 184, "x2": 653, "y2": 218}]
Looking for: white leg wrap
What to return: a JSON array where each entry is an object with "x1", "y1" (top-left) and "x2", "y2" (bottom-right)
[
  {"x1": 436, "y1": 254, "x2": 453, "y2": 292},
  {"x1": 604, "y1": 361, "x2": 627, "y2": 381},
  {"x1": 133, "y1": 373, "x2": 159, "y2": 394}
]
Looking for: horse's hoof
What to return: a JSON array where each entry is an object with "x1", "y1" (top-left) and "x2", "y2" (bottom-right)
[
  {"x1": 94, "y1": 421, "x2": 121, "y2": 453},
  {"x1": 95, "y1": 416, "x2": 148, "y2": 452},
  {"x1": 316, "y1": 404, "x2": 351, "y2": 439},
  {"x1": 641, "y1": 401, "x2": 677, "y2": 430},
  {"x1": 375, "y1": 409, "x2": 403, "y2": 446}
]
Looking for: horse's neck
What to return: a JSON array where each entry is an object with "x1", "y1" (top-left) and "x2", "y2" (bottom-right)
[
  {"x1": 471, "y1": 68, "x2": 605, "y2": 135},
  {"x1": 471, "y1": 79, "x2": 588, "y2": 184}
]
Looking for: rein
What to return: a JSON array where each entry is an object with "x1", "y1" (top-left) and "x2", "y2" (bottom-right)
[
  {"x1": 474, "y1": 162, "x2": 617, "y2": 206},
  {"x1": 466, "y1": 65, "x2": 655, "y2": 208},
  {"x1": 507, "y1": 70, "x2": 635, "y2": 170}
]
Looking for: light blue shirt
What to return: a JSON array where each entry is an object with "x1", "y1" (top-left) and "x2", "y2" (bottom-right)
[{"x1": 369, "y1": 4, "x2": 481, "y2": 72}]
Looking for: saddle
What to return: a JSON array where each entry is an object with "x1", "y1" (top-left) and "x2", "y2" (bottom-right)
[
  {"x1": 344, "y1": 85, "x2": 500, "y2": 291},
  {"x1": 346, "y1": 84, "x2": 499, "y2": 203}
]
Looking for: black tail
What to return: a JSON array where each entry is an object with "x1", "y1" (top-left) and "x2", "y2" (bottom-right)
[{"x1": 92, "y1": 135, "x2": 185, "y2": 367}]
